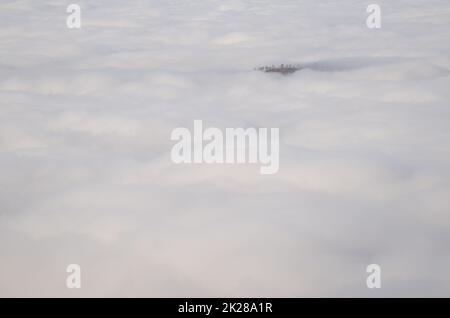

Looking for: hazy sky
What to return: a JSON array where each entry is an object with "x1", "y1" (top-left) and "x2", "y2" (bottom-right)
[{"x1": 0, "y1": 0, "x2": 449, "y2": 297}]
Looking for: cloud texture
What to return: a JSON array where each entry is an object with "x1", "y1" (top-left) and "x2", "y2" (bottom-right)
[{"x1": 0, "y1": 0, "x2": 450, "y2": 297}]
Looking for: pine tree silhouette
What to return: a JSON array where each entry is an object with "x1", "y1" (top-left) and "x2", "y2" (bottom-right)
[{"x1": 257, "y1": 64, "x2": 302, "y2": 75}]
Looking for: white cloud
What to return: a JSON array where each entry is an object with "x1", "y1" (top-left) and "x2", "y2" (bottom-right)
[{"x1": 0, "y1": 0, "x2": 450, "y2": 297}]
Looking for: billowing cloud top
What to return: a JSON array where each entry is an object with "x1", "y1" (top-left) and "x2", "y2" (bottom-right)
[{"x1": 0, "y1": 0, "x2": 449, "y2": 297}]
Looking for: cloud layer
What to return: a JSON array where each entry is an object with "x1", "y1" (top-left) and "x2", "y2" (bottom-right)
[{"x1": 0, "y1": 0, "x2": 450, "y2": 297}]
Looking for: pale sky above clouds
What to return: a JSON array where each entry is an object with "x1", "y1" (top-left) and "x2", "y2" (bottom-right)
[{"x1": 0, "y1": 0, "x2": 450, "y2": 297}]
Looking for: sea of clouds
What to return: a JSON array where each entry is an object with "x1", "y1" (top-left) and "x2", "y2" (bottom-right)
[{"x1": 0, "y1": 0, "x2": 450, "y2": 297}]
